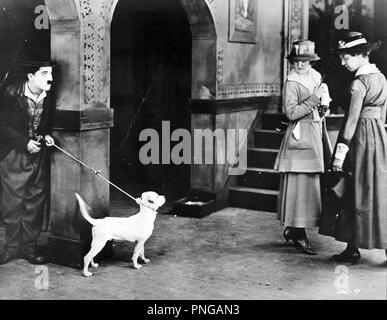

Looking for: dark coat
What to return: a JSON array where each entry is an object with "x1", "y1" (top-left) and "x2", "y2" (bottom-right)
[{"x1": 0, "y1": 82, "x2": 54, "y2": 161}]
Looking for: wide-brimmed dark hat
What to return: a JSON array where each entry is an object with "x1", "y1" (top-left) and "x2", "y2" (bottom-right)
[
  {"x1": 286, "y1": 40, "x2": 321, "y2": 62},
  {"x1": 335, "y1": 31, "x2": 381, "y2": 55}
]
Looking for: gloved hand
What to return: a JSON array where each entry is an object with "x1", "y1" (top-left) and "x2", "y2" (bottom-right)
[{"x1": 44, "y1": 135, "x2": 55, "y2": 147}]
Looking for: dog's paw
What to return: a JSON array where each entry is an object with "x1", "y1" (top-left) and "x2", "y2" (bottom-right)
[
  {"x1": 91, "y1": 262, "x2": 99, "y2": 268},
  {"x1": 142, "y1": 258, "x2": 150, "y2": 264},
  {"x1": 83, "y1": 271, "x2": 93, "y2": 277},
  {"x1": 133, "y1": 264, "x2": 143, "y2": 269}
]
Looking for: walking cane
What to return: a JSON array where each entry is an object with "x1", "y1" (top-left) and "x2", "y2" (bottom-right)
[{"x1": 51, "y1": 142, "x2": 156, "y2": 211}]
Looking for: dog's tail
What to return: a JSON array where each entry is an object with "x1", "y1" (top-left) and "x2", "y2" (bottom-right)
[{"x1": 75, "y1": 193, "x2": 98, "y2": 226}]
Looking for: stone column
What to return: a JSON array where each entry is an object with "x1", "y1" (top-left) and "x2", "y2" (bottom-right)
[{"x1": 45, "y1": 0, "x2": 117, "y2": 268}]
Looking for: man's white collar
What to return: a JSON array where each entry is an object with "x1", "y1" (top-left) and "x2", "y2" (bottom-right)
[
  {"x1": 355, "y1": 63, "x2": 380, "y2": 77},
  {"x1": 24, "y1": 83, "x2": 47, "y2": 103}
]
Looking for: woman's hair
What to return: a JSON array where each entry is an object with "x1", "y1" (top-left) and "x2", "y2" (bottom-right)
[
  {"x1": 289, "y1": 59, "x2": 314, "y2": 66},
  {"x1": 351, "y1": 52, "x2": 370, "y2": 58}
]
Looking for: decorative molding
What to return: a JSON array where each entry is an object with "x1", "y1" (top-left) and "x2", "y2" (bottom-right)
[
  {"x1": 216, "y1": 40, "x2": 225, "y2": 90},
  {"x1": 217, "y1": 82, "x2": 281, "y2": 98},
  {"x1": 189, "y1": 97, "x2": 273, "y2": 114}
]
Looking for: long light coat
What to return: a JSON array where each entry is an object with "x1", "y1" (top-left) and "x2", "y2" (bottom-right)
[{"x1": 274, "y1": 71, "x2": 326, "y2": 173}]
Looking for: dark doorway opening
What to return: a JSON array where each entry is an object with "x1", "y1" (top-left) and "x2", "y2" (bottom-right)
[{"x1": 111, "y1": 0, "x2": 192, "y2": 206}]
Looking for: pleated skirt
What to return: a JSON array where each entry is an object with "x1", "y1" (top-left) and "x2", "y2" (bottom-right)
[{"x1": 277, "y1": 173, "x2": 321, "y2": 228}]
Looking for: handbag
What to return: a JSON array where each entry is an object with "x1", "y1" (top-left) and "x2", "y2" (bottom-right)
[
  {"x1": 319, "y1": 170, "x2": 346, "y2": 237},
  {"x1": 323, "y1": 170, "x2": 346, "y2": 198},
  {"x1": 321, "y1": 119, "x2": 333, "y2": 171}
]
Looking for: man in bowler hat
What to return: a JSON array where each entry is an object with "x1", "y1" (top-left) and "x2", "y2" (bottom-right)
[{"x1": 0, "y1": 54, "x2": 55, "y2": 265}]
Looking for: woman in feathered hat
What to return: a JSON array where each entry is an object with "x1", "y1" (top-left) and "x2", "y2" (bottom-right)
[
  {"x1": 274, "y1": 40, "x2": 332, "y2": 255},
  {"x1": 329, "y1": 31, "x2": 387, "y2": 263}
]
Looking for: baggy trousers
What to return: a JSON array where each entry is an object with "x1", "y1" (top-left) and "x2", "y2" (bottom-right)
[{"x1": 0, "y1": 148, "x2": 49, "y2": 254}]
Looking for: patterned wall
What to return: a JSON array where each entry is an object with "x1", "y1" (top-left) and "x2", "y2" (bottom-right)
[
  {"x1": 214, "y1": 0, "x2": 283, "y2": 99},
  {"x1": 79, "y1": 0, "x2": 116, "y2": 105},
  {"x1": 75, "y1": 0, "x2": 304, "y2": 102}
]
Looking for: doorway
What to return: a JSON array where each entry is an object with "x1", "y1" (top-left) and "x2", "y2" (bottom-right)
[{"x1": 110, "y1": 0, "x2": 192, "y2": 205}]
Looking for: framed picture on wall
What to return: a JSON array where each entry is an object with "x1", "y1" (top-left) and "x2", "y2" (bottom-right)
[{"x1": 229, "y1": 0, "x2": 257, "y2": 43}]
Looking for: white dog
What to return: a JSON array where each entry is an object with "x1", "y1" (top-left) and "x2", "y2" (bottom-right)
[{"x1": 75, "y1": 192, "x2": 165, "y2": 277}]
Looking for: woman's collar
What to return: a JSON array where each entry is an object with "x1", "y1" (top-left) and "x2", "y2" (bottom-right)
[
  {"x1": 355, "y1": 63, "x2": 380, "y2": 77},
  {"x1": 287, "y1": 68, "x2": 321, "y2": 93}
]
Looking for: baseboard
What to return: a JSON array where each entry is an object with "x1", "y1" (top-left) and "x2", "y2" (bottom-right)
[{"x1": 48, "y1": 235, "x2": 112, "y2": 269}]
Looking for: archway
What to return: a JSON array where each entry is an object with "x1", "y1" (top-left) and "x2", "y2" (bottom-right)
[{"x1": 110, "y1": 0, "x2": 201, "y2": 205}]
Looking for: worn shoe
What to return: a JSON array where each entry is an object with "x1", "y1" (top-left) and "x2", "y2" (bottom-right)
[
  {"x1": 283, "y1": 227, "x2": 300, "y2": 246},
  {"x1": 294, "y1": 238, "x2": 317, "y2": 255},
  {"x1": 333, "y1": 248, "x2": 361, "y2": 264},
  {"x1": 0, "y1": 251, "x2": 18, "y2": 265},
  {"x1": 22, "y1": 253, "x2": 47, "y2": 265}
]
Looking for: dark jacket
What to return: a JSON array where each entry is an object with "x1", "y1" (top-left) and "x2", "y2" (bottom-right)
[{"x1": 0, "y1": 82, "x2": 54, "y2": 161}]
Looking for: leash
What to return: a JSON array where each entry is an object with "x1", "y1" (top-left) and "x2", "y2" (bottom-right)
[{"x1": 51, "y1": 142, "x2": 156, "y2": 211}]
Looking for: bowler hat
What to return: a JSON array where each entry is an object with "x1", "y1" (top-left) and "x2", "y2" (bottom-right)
[
  {"x1": 335, "y1": 31, "x2": 381, "y2": 55},
  {"x1": 19, "y1": 60, "x2": 54, "y2": 68},
  {"x1": 286, "y1": 40, "x2": 321, "y2": 62}
]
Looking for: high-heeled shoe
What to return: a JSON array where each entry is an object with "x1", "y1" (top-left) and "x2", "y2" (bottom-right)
[
  {"x1": 332, "y1": 248, "x2": 361, "y2": 264},
  {"x1": 283, "y1": 227, "x2": 299, "y2": 246},
  {"x1": 294, "y1": 238, "x2": 317, "y2": 255}
]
